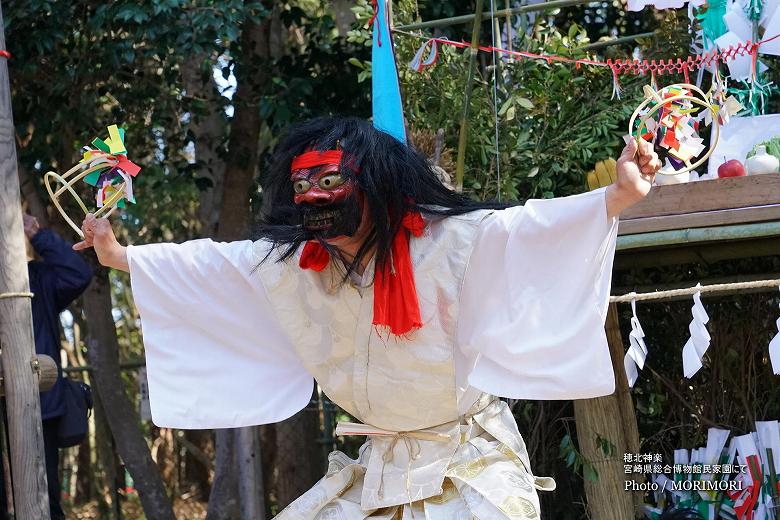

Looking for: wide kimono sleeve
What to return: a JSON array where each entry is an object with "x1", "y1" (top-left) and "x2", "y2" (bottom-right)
[
  {"x1": 457, "y1": 187, "x2": 619, "y2": 400},
  {"x1": 127, "y1": 239, "x2": 313, "y2": 429}
]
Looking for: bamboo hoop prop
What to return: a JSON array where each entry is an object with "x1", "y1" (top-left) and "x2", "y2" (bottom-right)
[
  {"x1": 44, "y1": 125, "x2": 141, "y2": 238},
  {"x1": 628, "y1": 83, "x2": 722, "y2": 176}
]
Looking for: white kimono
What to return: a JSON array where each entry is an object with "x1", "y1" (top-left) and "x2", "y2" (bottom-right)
[{"x1": 127, "y1": 187, "x2": 619, "y2": 519}]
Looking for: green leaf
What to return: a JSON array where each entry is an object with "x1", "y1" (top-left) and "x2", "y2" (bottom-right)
[
  {"x1": 505, "y1": 106, "x2": 516, "y2": 121},
  {"x1": 498, "y1": 98, "x2": 513, "y2": 116},
  {"x1": 584, "y1": 464, "x2": 599, "y2": 482},
  {"x1": 568, "y1": 24, "x2": 578, "y2": 41},
  {"x1": 565, "y1": 450, "x2": 576, "y2": 467},
  {"x1": 516, "y1": 97, "x2": 534, "y2": 110}
]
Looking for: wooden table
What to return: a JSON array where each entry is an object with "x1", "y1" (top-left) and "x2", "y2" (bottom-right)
[{"x1": 615, "y1": 174, "x2": 780, "y2": 270}]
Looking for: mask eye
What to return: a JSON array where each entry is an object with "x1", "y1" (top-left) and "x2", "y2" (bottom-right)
[
  {"x1": 318, "y1": 173, "x2": 346, "y2": 190},
  {"x1": 293, "y1": 179, "x2": 312, "y2": 194}
]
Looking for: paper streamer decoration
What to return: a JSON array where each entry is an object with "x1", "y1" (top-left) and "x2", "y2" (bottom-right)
[
  {"x1": 695, "y1": 0, "x2": 729, "y2": 50},
  {"x1": 44, "y1": 124, "x2": 142, "y2": 237},
  {"x1": 727, "y1": 75, "x2": 778, "y2": 116},
  {"x1": 715, "y1": 32, "x2": 759, "y2": 81},
  {"x1": 731, "y1": 435, "x2": 764, "y2": 517},
  {"x1": 755, "y1": 420, "x2": 780, "y2": 511},
  {"x1": 745, "y1": 0, "x2": 765, "y2": 21},
  {"x1": 372, "y1": 0, "x2": 406, "y2": 144},
  {"x1": 682, "y1": 286, "x2": 711, "y2": 378},
  {"x1": 769, "y1": 287, "x2": 780, "y2": 375},
  {"x1": 624, "y1": 298, "x2": 648, "y2": 388},
  {"x1": 642, "y1": 424, "x2": 780, "y2": 516},
  {"x1": 409, "y1": 39, "x2": 438, "y2": 72},
  {"x1": 673, "y1": 448, "x2": 693, "y2": 506},
  {"x1": 628, "y1": 83, "x2": 733, "y2": 176},
  {"x1": 724, "y1": 3, "x2": 753, "y2": 41},
  {"x1": 707, "y1": 70, "x2": 745, "y2": 126}
]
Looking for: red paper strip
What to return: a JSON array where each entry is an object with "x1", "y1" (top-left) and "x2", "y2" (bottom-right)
[{"x1": 117, "y1": 158, "x2": 141, "y2": 177}]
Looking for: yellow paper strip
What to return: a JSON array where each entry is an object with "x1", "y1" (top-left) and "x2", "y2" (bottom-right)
[{"x1": 107, "y1": 124, "x2": 126, "y2": 155}]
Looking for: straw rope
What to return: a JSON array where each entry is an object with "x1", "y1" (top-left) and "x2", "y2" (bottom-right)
[
  {"x1": 0, "y1": 292, "x2": 34, "y2": 300},
  {"x1": 610, "y1": 279, "x2": 780, "y2": 303}
]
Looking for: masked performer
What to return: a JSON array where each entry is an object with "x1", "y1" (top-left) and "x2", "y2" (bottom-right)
[{"x1": 76, "y1": 117, "x2": 660, "y2": 519}]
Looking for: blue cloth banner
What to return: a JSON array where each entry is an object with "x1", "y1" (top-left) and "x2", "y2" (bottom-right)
[{"x1": 372, "y1": 0, "x2": 407, "y2": 144}]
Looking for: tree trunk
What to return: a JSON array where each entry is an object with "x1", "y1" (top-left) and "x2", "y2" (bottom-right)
[
  {"x1": 215, "y1": 16, "x2": 268, "y2": 241},
  {"x1": 0, "y1": 3, "x2": 51, "y2": 516},
  {"x1": 259, "y1": 425, "x2": 276, "y2": 518},
  {"x1": 181, "y1": 429, "x2": 212, "y2": 501},
  {"x1": 206, "y1": 430, "x2": 240, "y2": 520},
  {"x1": 17, "y1": 163, "x2": 50, "y2": 227},
  {"x1": 237, "y1": 426, "x2": 264, "y2": 518},
  {"x1": 182, "y1": 53, "x2": 227, "y2": 238},
  {"x1": 92, "y1": 387, "x2": 120, "y2": 519},
  {"x1": 273, "y1": 390, "x2": 323, "y2": 510},
  {"x1": 207, "y1": 14, "x2": 272, "y2": 520},
  {"x1": 331, "y1": 0, "x2": 357, "y2": 36},
  {"x1": 82, "y1": 263, "x2": 175, "y2": 520}
]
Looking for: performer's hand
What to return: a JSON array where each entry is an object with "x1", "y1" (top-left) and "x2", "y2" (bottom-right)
[
  {"x1": 23, "y1": 214, "x2": 40, "y2": 239},
  {"x1": 73, "y1": 214, "x2": 129, "y2": 272},
  {"x1": 607, "y1": 138, "x2": 661, "y2": 219}
]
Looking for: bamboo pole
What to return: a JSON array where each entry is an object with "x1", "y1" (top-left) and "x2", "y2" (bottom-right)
[
  {"x1": 396, "y1": 0, "x2": 589, "y2": 31},
  {"x1": 580, "y1": 32, "x2": 656, "y2": 51},
  {"x1": 455, "y1": 0, "x2": 485, "y2": 192},
  {"x1": 617, "y1": 221, "x2": 780, "y2": 251},
  {"x1": 0, "y1": 1, "x2": 52, "y2": 517},
  {"x1": 63, "y1": 359, "x2": 146, "y2": 374}
]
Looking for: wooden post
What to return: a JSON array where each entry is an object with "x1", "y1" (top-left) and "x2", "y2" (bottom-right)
[
  {"x1": 0, "y1": 2, "x2": 52, "y2": 517},
  {"x1": 573, "y1": 304, "x2": 642, "y2": 519},
  {"x1": 0, "y1": 355, "x2": 58, "y2": 397},
  {"x1": 454, "y1": 0, "x2": 485, "y2": 191}
]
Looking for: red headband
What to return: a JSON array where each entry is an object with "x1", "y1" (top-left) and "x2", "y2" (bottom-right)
[{"x1": 291, "y1": 150, "x2": 343, "y2": 171}]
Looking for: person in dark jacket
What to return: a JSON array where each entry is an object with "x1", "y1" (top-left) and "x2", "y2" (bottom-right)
[{"x1": 24, "y1": 213, "x2": 92, "y2": 520}]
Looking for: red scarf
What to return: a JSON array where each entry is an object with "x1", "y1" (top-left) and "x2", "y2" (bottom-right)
[{"x1": 299, "y1": 212, "x2": 425, "y2": 335}]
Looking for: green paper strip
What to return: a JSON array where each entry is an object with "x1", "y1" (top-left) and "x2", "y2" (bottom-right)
[
  {"x1": 696, "y1": 0, "x2": 728, "y2": 49},
  {"x1": 91, "y1": 137, "x2": 110, "y2": 153},
  {"x1": 84, "y1": 170, "x2": 102, "y2": 186}
]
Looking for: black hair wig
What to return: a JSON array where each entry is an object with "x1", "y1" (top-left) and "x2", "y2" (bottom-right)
[{"x1": 255, "y1": 116, "x2": 510, "y2": 279}]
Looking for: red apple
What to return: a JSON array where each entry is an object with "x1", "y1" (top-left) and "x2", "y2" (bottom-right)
[{"x1": 718, "y1": 159, "x2": 746, "y2": 178}]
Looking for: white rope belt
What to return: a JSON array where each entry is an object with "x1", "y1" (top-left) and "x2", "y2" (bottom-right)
[
  {"x1": 335, "y1": 421, "x2": 453, "y2": 504},
  {"x1": 335, "y1": 422, "x2": 452, "y2": 442}
]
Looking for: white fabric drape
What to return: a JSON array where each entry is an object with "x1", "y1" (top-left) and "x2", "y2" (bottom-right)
[
  {"x1": 127, "y1": 239, "x2": 313, "y2": 429},
  {"x1": 457, "y1": 187, "x2": 619, "y2": 400}
]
